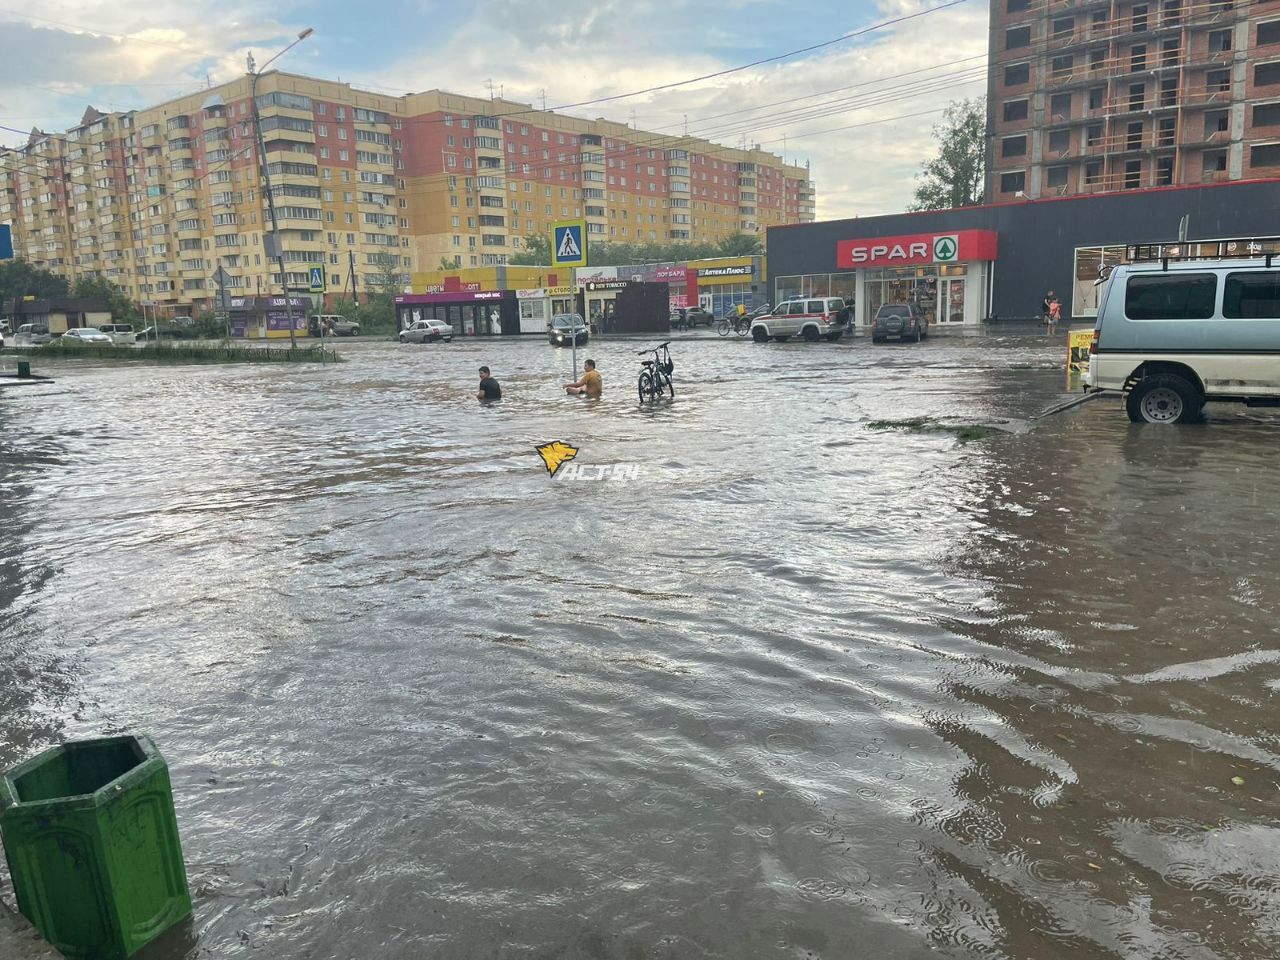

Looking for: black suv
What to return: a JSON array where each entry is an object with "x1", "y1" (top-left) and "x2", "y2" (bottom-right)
[
  {"x1": 670, "y1": 307, "x2": 714, "y2": 330},
  {"x1": 871, "y1": 303, "x2": 929, "y2": 343}
]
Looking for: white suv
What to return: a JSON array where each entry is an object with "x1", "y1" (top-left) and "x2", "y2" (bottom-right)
[{"x1": 751, "y1": 297, "x2": 846, "y2": 343}]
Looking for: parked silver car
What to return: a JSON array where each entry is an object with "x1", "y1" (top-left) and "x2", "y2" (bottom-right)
[
  {"x1": 400, "y1": 319, "x2": 454, "y2": 343},
  {"x1": 14, "y1": 323, "x2": 51, "y2": 346},
  {"x1": 59, "y1": 327, "x2": 113, "y2": 344}
]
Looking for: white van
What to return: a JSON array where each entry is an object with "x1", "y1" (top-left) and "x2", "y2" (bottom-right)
[
  {"x1": 751, "y1": 297, "x2": 846, "y2": 343},
  {"x1": 99, "y1": 323, "x2": 137, "y2": 345},
  {"x1": 1085, "y1": 258, "x2": 1280, "y2": 423}
]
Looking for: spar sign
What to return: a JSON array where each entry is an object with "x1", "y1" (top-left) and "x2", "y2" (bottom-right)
[{"x1": 837, "y1": 230, "x2": 998, "y2": 269}]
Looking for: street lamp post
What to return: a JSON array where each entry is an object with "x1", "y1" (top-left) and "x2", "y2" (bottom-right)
[{"x1": 248, "y1": 27, "x2": 314, "y2": 348}]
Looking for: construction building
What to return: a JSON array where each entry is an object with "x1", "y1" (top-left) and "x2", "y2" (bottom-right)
[
  {"x1": 986, "y1": 0, "x2": 1280, "y2": 200},
  {"x1": 0, "y1": 73, "x2": 815, "y2": 316}
]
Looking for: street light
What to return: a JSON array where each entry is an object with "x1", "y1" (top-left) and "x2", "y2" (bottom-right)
[{"x1": 249, "y1": 27, "x2": 315, "y2": 348}]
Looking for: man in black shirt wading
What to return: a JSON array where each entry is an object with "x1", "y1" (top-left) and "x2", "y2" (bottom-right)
[{"x1": 477, "y1": 366, "x2": 502, "y2": 401}]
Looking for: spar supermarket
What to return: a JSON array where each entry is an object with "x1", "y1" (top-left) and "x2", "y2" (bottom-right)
[{"x1": 765, "y1": 179, "x2": 1280, "y2": 327}]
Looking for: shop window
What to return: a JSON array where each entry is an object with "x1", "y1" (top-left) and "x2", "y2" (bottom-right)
[
  {"x1": 1002, "y1": 135, "x2": 1027, "y2": 157},
  {"x1": 1000, "y1": 171, "x2": 1026, "y2": 193},
  {"x1": 1006, "y1": 26, "x2": 1031, "y2": 49},
  {"x1": 1048, "y1": 128, "x2": 1071, "y2": 154},
  {"x1": 1005, "y1": 63, "x2": 1030, "y2": 86},
  {"x1": 1223, "y1": 271, "x2": 1280, "y2": 317},
  {"x1": 1208, "y1": 29, "x2": 1232, "y2": 52},
  {"x1": 1051, "y1": 92, "x2": 1073, "y2": 119},
  {"x1": 1125, "y1": 274, "x2": 1217, "y2": 320},
  {"x1": 1250, "y1": 142, "x2": 1280, "y2": 166},
  {"x1": 1046, "y1": 166, "x2": 1069, "y2": 189},
  {"x1": 1053, "y1": 17, "x2": 1074, "y2": 37},
  {"x1": 1254, "y1": 102, "x2": 1280, "y2": 125},
  {"x1": 1003, "y1": 99, "x2": 1029, "y2": 122},
  {"x1": 1255, "y1": 62, "x2": 1280, "y2": 86},
  {"x1": 1124, "y1": 159, "x2": 1142, "y2": 188},
  {"x1": 1260, "y1": 20, "x2": 1280, "y2": 45}
]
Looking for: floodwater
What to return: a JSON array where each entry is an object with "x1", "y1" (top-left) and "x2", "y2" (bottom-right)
[{"x1": 1, "y1": 327, "x2": 1277, "y2": 960}]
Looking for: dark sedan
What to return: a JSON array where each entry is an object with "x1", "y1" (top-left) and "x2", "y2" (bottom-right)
[{"x1": 549, "y1": 314, "x2": 589, "y2": 347}]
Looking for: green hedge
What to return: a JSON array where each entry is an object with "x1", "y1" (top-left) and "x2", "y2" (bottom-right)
[{"x1": 8, "y1": 342, "x2": 341, "y2": 364}]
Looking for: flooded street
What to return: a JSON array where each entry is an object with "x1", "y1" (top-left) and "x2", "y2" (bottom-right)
[{"x1": 1, "y1": 328, "x2": 1277, "y2": 960}]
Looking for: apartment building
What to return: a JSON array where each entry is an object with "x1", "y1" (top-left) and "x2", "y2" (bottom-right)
[
  {"x1": 0, "y1": 73, "x2": 815, "y2": 315},
  {"x1": 986, "y1": 0, "x2": 1280, "y2": 200}
]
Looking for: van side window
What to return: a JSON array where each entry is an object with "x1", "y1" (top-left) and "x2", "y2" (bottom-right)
[
  {"x1": 1124, "y1": 274, "x2": 1217, "y2": 320},
  {"x1": 806, "y1": 300, "x2": 824, "y2": 314},
  {"x1": 789, "y1": 302, "x2": 808, "y2": 316},
  {"x1": 1222, "y1": 271, "x2": 1280, "y2": 318}
]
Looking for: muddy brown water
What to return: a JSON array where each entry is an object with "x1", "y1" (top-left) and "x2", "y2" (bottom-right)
[{"x1": 1, "y1": 328, "x2": 1277, "y2": 960}]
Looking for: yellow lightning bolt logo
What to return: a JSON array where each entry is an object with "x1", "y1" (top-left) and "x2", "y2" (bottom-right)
[{"x1": 535, "y1": 441, "x2": 579, "y2": 478}]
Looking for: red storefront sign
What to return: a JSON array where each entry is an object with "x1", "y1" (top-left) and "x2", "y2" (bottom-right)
[{"x1": 836, "y1": 230, "x2": 998, "y2": 269}]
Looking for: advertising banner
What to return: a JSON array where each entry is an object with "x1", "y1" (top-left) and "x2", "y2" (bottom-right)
[{"x1": 836, "y1": 230, "x2": 998, "y2": 269}]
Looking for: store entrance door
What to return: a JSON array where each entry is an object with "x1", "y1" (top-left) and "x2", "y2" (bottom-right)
[{"x1": 939, "y1": 279, "x2": 966, "y2": 324}]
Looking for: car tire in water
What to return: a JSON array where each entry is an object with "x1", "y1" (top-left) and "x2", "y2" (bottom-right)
[
  {"x1": 1126, "y1": 373, "x2": 1202, "y2": 424},
  {"x1": 752, "y1": 326, "x2": 770, "y2": 343},
  {"x1": 803, "y1": 326, "x2": 820, "y2": 342},
  {"x1": 399, "y1": 335, "x2": 407, "y2": 343},
  {"x1": 350, "y1": 329, "x2": 359, "y2": 337}
]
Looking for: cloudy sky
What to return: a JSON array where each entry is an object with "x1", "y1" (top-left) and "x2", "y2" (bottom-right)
[{"x1": 0, "y1": 0, "x2": 989, "y2": 219}]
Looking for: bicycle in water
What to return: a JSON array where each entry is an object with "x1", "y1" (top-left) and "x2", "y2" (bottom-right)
[{"x1": 637, "y1": 341, "x2": 674, "y2": 402}]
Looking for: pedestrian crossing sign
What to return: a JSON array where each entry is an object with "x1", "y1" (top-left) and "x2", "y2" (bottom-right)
[
  {"x1": 308, "y1": 265, "x2": 326, "y2": 293},
  {"x1": 552, "y1": 220, "x2": 588, "y2": 268}
]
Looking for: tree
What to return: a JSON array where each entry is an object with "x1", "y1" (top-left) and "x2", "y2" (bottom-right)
[
  {"x1": 909, "y1": 98, "x2": 986, "y2": 212},
  {"x1": 0, "y1": 259, "x2": 70, "y2": 308},
  {"x1": 355, "y1": 252, "x2": 405, "y2": 333},
  {"x1": 71, "y1": 273, "x2": 134, "y2": 318},
  {"x1": 510, "y1": 234, "x2": 551, "y2": 266}
]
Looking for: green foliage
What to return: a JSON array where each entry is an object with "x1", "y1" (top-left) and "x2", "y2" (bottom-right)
[
  {"x1": 70, "y1": 273, "x2": 134, "y2": 318},
  {"x1": 510, "y1": 232, "x2": 761, "y2": 267},
  {"x1": 909, "y1": 98, "x2": 987, "y2": 212},
  {"x1": 437, "y1": 256, "x2": 462, "y2": 270},
  {"x1": 188, "y1": 310, "x2": 231, "y2": 340},
  {"x1": 0, "y1": 259, "x2": 70, "y2": 307}
]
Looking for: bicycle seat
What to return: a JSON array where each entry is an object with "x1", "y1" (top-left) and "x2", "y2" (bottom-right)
[{"x1": 640, "y1": 359, "x2": 655, "y2": 367}]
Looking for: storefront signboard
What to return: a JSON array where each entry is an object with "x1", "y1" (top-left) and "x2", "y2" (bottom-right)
[
  {"x1": 836, "y1": 230, "x2": 998, "y2": 269},
  {"x1": 655, "y1": 266, "x2": 687, "y2": 282},
  {"x1": 583, "y1": 279, "x2": 628, "y2": 292},
  {"x1": 695, "y1": 264, "x2": 752, "y2": 278},
  {"x1": 517, "y1": 286, "x2": 574, "y2": 299}
]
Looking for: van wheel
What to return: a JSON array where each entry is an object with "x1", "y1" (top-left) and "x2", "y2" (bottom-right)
[
  {"x1": 802, "y1": 326, "x2": 819, "y2": 342},
  {"x1": 1126, "y1": 374, "x2": 1202, "y2": 424},
  {"x1": 752, "y1": 327, "x2": 770, "y2": 343}
]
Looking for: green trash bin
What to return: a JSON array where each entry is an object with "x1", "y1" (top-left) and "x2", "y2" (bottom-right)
[{"x1": 0, "y1": 735, "x2": 192, "y2": 960}]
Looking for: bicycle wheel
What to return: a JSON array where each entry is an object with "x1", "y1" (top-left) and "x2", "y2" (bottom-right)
[
  {"x1": 736, "y1": 321, "x2": 750, "y2": 337},
  {"x1": 716, "y1": 319, "x2": 730, "y2": 337},
  {"x1": 664, "y1": 371, "x2": 674, "y2": 399},
  {"x1": 638, "y1": 371, "x2": 654, "y2": 402}
]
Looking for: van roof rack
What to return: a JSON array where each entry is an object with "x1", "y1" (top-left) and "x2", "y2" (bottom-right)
[{"x1": 1126, "y1": 237, "x2": 1280, "y2": 269}]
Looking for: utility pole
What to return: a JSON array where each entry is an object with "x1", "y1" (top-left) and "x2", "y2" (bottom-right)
[{"x1": 247, "y1": 27, "x2": 314, "y2": 348}]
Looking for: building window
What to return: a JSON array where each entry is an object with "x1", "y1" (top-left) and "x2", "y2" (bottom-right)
[
  {"x1": 1254, "y1": 102, "x2": 1280, "y2": 126},
  {"x1": 1205, "y1": 111, "x2": 1229, "y2": 136},
  {"x1": 1003, "y1": 99, "x2": 1029, "y2": 122},
  {"x1": 1000, "y1": 171, "x2": 1026, "y2": 193},
  {"x1": 1158, "y1": 117, "x2": 1177, "y2": 145},
  {"x1": 1005, "y1": 63, "x2": 1030, "y2": 86},
  {"x1": 1124, "y1": 160, "x2": 1142, "y2": 188},
  {"x1": 1053, "y1": 17, "x2": 1074, "y2": 37},
  {"x1": 1161, "y1": 38, "x2": 1180, "y2": 65},
  {"x1": 1002, "y1": 135, "x2": 1028, "y2": 157},
  {"x1": 1251, "y1": 142, "x2": 1280, "y2": 166},
  {"x1": 1160, "y1": 77, "x2": 1179, "y2": 106},
  {"x1": 1052, "y1": 55, "x2": 1074, "y2": 77},
  {"x1": 1249, "y1": 62, "x2": 1280, "y2": 86},
  {"x1": 1048, "y1": 129, "x2": 1071, "y2": 154},
  {"x1": 1007, "y1": 0, "x2": 1030, "y2": 10},
  {"x1": 1132, "y1": 4, "x2": 1149, "y2": 31},
  {"x1": 1203, "y1": 150, "x2": 1227, "y2": 173},
  {"x1": 1006, "y1": 26, "x2": 1031, "y2": 49},
  {"x1": 1089, "y1": 86, "x2": 1106, "y2": 110},
  {"x1": 1130, "y1": 44, "x2": 1147, "y2": 71},
  {"x1": 1047, "y1": 166, "x2": 1069, "y2": 189},
  {"x1": 1127, "y1": 121, "x2": 1144, "y2": 150},
  {"x1": 1051, "y1": 92, "x2": 1073, "y2": 119},
  {"x1": 1090, "y1": 48, "x2": 1106, "y2": 71},
  {"x1": 1128, "y1": 83, "x2": 1146, "y2": 111},
  {"x1": 1085, "y1": 161, "x2": 1103, "y2": 184},
  {"x1": 1208, "y1": 29, "x2": 1232, "y2": 52},
  {"x1": 1156, "y1": 157, "x2": 1174, "y2": 185},
  {"x1": 1260, "y1": 20, "x2": 1280, "y2": 46}
]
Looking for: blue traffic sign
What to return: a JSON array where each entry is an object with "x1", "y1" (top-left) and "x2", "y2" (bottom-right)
[
  {"x1": 0, "y1": 224, "x2": 12, "y2": 261},
  {"x1": 552, "y1": 220, "x2": 587, "y2": 268}
]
